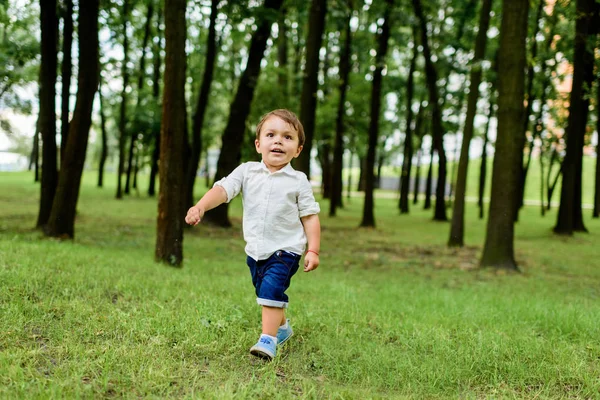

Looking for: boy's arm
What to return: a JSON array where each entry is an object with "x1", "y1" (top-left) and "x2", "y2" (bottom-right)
[
  {"x1": 300, "y1": 214, "x2": 321, "y2": 272},
  {"x1": 185, "y1": 186, "x2": 227, "y2": 226}
]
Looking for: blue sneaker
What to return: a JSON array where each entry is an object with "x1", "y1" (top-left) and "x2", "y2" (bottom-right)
[
  {"x1": 277, "y1": 319, "x2": 293, "y2": 346},
  {"x1": 250, "y1": 335, "x2": 277, "y2": 360}
]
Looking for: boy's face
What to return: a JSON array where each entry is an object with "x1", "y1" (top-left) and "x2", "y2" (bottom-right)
[{"x1": 255, "y1": 116, "x2": 303, "y2": 172}]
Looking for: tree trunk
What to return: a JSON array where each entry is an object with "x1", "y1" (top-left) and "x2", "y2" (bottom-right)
[
  {"x1": 399, "y1": 26, "x2": 418, "y2": 214},
  {"x1": 295, "y1": 0, "x2": 327, "y2": 177},
  {"x1": 554, "y1": 0, "x2": 597, "y2": 234},
  {"x1": 116, "y1": 0, "x2": 130, "y2": 199},
  {"x1": 330, "y1": 6, "x2": 352, "y2": 217},
  {"x1": 360, "y1": 0, "x2": 393, "y2": 228},
  {"x1": 148, "y1": 3, "x2": 163, "y2": 198},
  {"x1": 448, "y1": 0, "x2": 493, "y2": 246},
  {"x1": 45, "y1": 0, "x2": 99, "y2": 239},
  {"x1": 125, "y1": 3, "x2": 154, "y2": 195},
  {"x1": 59, "y1": 0, "x2": 73, "y2": 164},
  {"x1": 185, "y1": 0, "x2": 218, "y2": 211},
  {"x1": 203, "y1": 0, "x2": 284, "y2": 227},
  {"x1": 320, "y1": 143, "x2": 332, "y2": 198},
  {"x1": 424, "y1": 145, "x2": 433, "y2": 210},
  {"x1": 36, "y1": 0, "x2": 58, "y2": 229},
  {"x1": 480, "y1": 0, "x2": 529, "y2": 269},
  {"x1": 30, "y1": 117, "x2": 40, "y2": 182},
  {"x1": 478, "y1": 101, "x2": 494, "y2": 220},
  {"x1": 413, "y1": 0, "x2": 447, "y2": 221},
  {"x1": 411, "y1": 101, "x2": 425, "y2": 205},
  {"x1": 155, "y1": 0, "x2": 188, "y2": 266},
  {"x1": 516, "y1": 0, "x2": 546, "y2": 220},
  {"x1": 97, "y1": 80, "x2": 108, "y2": 188},
  {"x1": 594, "y1": 134, "x2": 599, "y2": 218}
]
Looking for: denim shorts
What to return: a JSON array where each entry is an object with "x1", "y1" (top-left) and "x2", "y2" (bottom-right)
[{"x1": 246, "y1": 250, "x2": 301, "y2": 308}]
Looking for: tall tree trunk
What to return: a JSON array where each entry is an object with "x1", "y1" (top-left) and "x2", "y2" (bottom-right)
[
  {"x1": 480, "y1": 0, "x2": 529, "y2": 269},
  {"x1": 204, "y1": 0, "x2": 284, "y2": 227},
  {"x1": 30, "y1": 117, "x2": 40, "y2": 182},
  {"x1": 97, "y1": 80, "x2": 108, "y2": 188},
  {"x1": 148, "y1": 3, "x2": 163, "y2": 197},
  {"x1": 45, "y1": 0, "x2": 99, "y2": 238},
  {"x1": 295, "y1": 0, "x2": 327, "y2": 177},
  {"x1": 360, "y1": 0, "x2": 393, "y2": 228},
  {"x1": 277, "y1": 5, "x2": 289, "y2": 106},
  {"x1": 448, "y1": 0, "x2": 493, "y2": 246},
  {"x1": 411, "y1": 101, "x2": 425, "y2": 205},
  {"x1": 554, "y1": 0, "x2": 597, "y2": 234},
  {"x1": 399, "y1": 26, "x2": 418, "y2": 214},
  {"x1": 59, "y1": 0, "x2": 73, "y2": 164},
  {"x1": 330, "y1": 6, "x2": 352, "y2": 217},
  {"x1": 594, "y1": 133, "x2": 599, "y2": 218},
  {"x1": 36, "y1": 0, "x2": 58, "y2": 229},
  {"x1": 424, "y1": 144, "x2": 433, "y2": 210},
  {"x1": 186, "y1": 0, "x2": 218, "y2": 211},
  {"x1": 413, "y1": 0, "x2": 447, "y2": 221},
  {"x1": 155, "y1": 0, "x2": 188, "y2": 266},
  {"x1": 516, "y1": 0, "x2": 546, "y2": 220},
  {"x1": 125, "y1": 3, "x2": 154, "y2": 195},
  {"x1": 116, "y1": 0, "x2": 130, "y2": 199},
  {"x1": 478, "y1": 101, "x2": 494, "y2": 220}
]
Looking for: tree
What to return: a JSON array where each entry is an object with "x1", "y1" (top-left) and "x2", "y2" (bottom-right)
[
  {"x1": 44, "y1": 0, "x2": 99, "y2": 238},
  {"x1": 59, "y1": 0, "x2": 73, "y2": 163},
  {"x1": 480, "y1": 0, "x2": 529, "y2": 269},
  {"x1": 329, "y1": 1, "x2": 353, "y2": 217},
  {"x1": 412, "y1": 0, "x2": 448, "y2": 221},
  {"x1": 554, "y1": 0, "x2": 598, "y2": 234},
  {"x1": 398, "y1": 25, "x2": 418, "y2": 215},
  {"x1": 148, "y1": 2, "x2": 163, "y2": 197},
  {"x1": 186, "y1": 0, "x2": 219, "y2": 211},
  {"x1": 116, "y1": 0, "x2": 131, "y2": 200},
  {"x1": 448, "y1": 0, "x2": 493, "y2": 246},
  {"x1": 36, "y1": 0, "x2": 58, "y2": 229},
  {"x1": 155, "y1": 0, "x2": 188, "y2": 266},
  {"x1": 97, "y1": 79, "x2": 108, "y2": 188},
  {"x1": 295, "y1": 0, "x2": 328, "y2": 178},
  {"x1": 203, "y1": 0, "x2": 284, "y2": 227},
  {"x1": 360, "y1": 0, "x2": 393, "y2": 228}
]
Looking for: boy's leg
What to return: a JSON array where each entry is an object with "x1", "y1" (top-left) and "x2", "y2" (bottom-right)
[{"x1": 262, "y1": 306, "x2": 284, "y2": 337}]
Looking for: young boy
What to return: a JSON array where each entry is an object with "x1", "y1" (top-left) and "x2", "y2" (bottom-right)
[{"x1": 185, "y1": 109, "x2": 321, "y2": 360}]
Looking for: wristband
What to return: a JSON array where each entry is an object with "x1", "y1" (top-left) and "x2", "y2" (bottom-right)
[{"x1": 306, "y1": 249, "x2": 319, "y2": 256}]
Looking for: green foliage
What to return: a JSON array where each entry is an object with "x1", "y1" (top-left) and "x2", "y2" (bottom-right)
[{"x1": 1, "y1": 171, "x2": 600, "y2": 397}]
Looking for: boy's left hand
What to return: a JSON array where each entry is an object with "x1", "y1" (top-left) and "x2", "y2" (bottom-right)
[{"x1": 303, "y1": 252, "x2": 319, "y2": 272}]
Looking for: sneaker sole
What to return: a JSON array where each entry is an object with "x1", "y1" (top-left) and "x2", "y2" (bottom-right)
[{"x1": 250, "y1": 346, "x2": 275, "y2": 360}]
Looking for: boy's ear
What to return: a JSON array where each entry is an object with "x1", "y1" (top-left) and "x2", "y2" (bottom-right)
[
  {"x1": 294, "y1": 145, "x2": 303, "y2": 158},
  {"x1": 255, "y1": 139, "x2": 261, "y2": 153}
]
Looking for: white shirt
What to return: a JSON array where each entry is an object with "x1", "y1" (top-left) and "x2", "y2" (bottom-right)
[{"x1": 214, "y1": 161, "x2": 320, "y2": 261}]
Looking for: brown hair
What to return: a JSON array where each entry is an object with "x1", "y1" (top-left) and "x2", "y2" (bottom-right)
[{"x1": 255, "y1": 109, "x2": 305, "y2": 147}]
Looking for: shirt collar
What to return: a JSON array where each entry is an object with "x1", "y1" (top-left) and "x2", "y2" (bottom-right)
[{"x1": 258, "y1": 160, "x2": 296, "y2": 176}]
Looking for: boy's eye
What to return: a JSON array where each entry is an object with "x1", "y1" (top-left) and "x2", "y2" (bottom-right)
[
  {"x1": 266, "y1": 133, "x2": 274, "y2": 137},
  {"x1": 285, "y1": 135, "x2": 292, "y2": 140}
]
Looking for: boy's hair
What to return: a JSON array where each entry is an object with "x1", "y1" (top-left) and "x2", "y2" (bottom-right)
[{"x1": 255, "y1": 109, "x2": 305, "y2": 147}]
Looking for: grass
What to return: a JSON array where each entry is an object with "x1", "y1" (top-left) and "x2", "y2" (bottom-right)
[{"x1": 1, "y1": 170, "x2": 600, "y2": 398}]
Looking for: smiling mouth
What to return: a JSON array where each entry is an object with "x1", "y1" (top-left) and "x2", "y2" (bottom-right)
[{"x1": 271, "y1": 149, "x2": 285, "y2": 154}]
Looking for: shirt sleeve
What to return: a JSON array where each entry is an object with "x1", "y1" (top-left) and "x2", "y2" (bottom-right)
[
  {"x1": 297, "y1": 172, "x2": 320, "y2": 217},
  {"x1": 213, "y1": 163, "x2": 246, "y2": 203}
]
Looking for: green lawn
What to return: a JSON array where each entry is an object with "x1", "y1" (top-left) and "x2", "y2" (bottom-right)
[{"x1": 1, "y1": 171, "x2": 599, "y2": 398}]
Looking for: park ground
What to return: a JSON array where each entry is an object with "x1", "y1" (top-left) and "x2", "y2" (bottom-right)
[{"x1": 1, "y1": 170, "x2": 599, "y2": 398}]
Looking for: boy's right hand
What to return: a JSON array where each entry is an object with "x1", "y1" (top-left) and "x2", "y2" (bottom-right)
[{"x1": 185, "y1": 206, "x2": 204, "y2": 226}]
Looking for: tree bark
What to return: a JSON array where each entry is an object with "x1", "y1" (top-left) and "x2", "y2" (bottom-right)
[
  {"x1": 594, "y1": 133, "x2": 599, "y2": 218},
  {"x1": 554, "y1": 0, "x2": 597, "y2": 234},
  {"x1": 330, "y1": 6, "x2": 352, "y2": 217},
  {"x1": 480, "y1": 0, "x2": 529, "y2": 269},
  {"x1": 59, "y1": 0, "x2": 73, "y2": 164},
  {"x1": 155, "y1": 0, "x2": 188, "y2": 266},
  {"x1": 411, "y1": 101, "x2": 425, "y2": 205},
  {"x1": 360, "y1": 0, "x2": 393, "y2": 228},
  {"x1": 203, "y1": 0, "x2": 284, "y2": 227},
  {"x1": 116, "y1": 0, "x2": 130, "y2": 199},
  {"x1": 424, "y1": 144, "x2": 433, "y2": 210},
  {"x1": 186, "y1": 0, "x2": 218, "y2": 211},
  {"x1": 399, "y1": 26, "x2": 418, "y2": 214},
  {"x1": 36, "y1": 0, "x2": 58, "y2": 229},
  {"x1": 97, "y1": 80, "x2": 108, "y2": 188},
  {"x1": 448, "y1": 0, "x2": 493, "y2": 246},
  {"x1": 45, "y1": 0, "x2": 99, "y2": 239},
  {"x1": 413, "y1": 0, "x2": 447, "y2": 221},
  {"x1": 295, "y1": 0, "x2": 327, "y2": 178}
]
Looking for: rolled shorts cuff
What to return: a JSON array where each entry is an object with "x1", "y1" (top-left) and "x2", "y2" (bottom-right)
[{"x1": 256, "y1": 297, "x2": 288, "y2": 308}]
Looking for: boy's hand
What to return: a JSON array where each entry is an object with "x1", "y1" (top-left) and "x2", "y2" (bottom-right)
[
  {"x1": 303, "y1": 252, "x2": 319, "y2": 272},
  {"x1": 185, "y1": 206, "x2": 204, "y2": 226}
]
